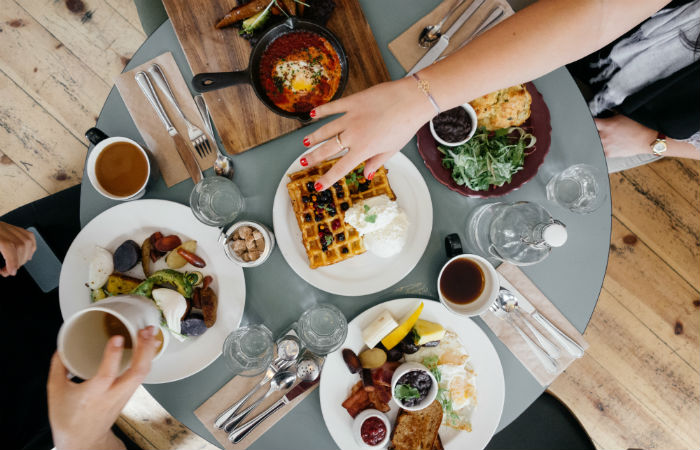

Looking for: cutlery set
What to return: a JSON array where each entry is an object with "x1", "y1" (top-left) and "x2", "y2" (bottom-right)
[
  {"x1": 409, "y1": 0, "x2": 505, "y2": 76},
  {"x1": 490, "y1": 288, "x2": 584, "y2": 373}
]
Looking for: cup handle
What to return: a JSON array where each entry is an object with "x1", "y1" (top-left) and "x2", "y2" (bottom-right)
[
  {"x1": 85, "y1": 127, "x2": 109, "y2": 146},
  {"x1": 444, "y1": 234, "x2": 463, "y2": 258}
]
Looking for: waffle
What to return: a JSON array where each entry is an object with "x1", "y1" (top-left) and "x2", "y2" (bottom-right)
[{"x1": 287, "y1": 158, "x2": 396, "y2": 268}]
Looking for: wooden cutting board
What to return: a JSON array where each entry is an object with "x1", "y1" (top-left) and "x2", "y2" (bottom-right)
[{"x1": 162, "y1": 0, "x2": 390, "y2": 154}]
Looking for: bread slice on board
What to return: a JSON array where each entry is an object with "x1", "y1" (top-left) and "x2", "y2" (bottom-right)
[{"x1": 390, "y1": 400, "x2": 443, "y2": 450}]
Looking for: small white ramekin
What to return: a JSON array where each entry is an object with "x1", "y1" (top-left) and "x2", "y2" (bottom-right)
[
  {"x1": 352, "y1": 409, "x2": 391, "y2": 448},
  {"x1": 390, "y1": 362, "x2": 438, "y2": 412},
  {"x1": 429, "y1": 103, "x2": 478, "y2": 147},
  {"x1": 220, "y1": 221, "x2": 275, "y2": 268}
]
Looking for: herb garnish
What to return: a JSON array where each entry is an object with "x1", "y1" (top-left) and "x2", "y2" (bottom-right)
[
  {"x1": 324, "y1": 235, "x2": 333, "y2": 246},
  {"x1": 422, "y1": 355, "x2": 441, "y2": 383},
  {"x1": 438, "y1": 126, "x2": 536, "y2": 191},
  {"x1": 365, "y1": 214, "x2": 377, "y2": 223},
  {"x1": 394, "y1": 384, "x2": 421, "y2": 400}
]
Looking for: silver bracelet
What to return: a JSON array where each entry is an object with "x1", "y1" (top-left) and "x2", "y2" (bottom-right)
[{"x1": 412, "y1": 73, "x2": 440, "y2": 115}]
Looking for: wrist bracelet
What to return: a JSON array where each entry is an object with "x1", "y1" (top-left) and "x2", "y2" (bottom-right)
[{"x1": 412, "y1": 73, "x2": 441, "y2": 115}]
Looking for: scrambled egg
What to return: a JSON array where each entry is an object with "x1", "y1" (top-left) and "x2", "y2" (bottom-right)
[
  {"x1": 404, "y1": 331, "x2": 477, "y2": 432},
  {"x1": 274, "y1": 59, "x2": 326, "y2": 93},
  {"x1": 469, "y1": 84, "x2": 532, "y2": 130}
]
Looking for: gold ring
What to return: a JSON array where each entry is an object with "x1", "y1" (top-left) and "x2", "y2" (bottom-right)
[{"x1": 336, "y1": 133, "x2": 347, "y2": 152}]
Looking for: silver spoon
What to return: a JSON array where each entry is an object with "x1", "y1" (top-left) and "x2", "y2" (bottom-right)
[
  {"x1": 221, "y1": 370, "x2": 297, "y2": 433},
  {"x1": 193, "y1": 94, "x2": 235, "y2": 179},
  {"x1": 498, "y1": 289, "x2": 561, "y2": 359},
  {"x1": 419, "y1": 0, "x2": 467, "y2": 48}
]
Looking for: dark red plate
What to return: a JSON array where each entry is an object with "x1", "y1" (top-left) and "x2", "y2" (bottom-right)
[{"x1": 416, "y1": 82, "x2": 551, "y2": 198}]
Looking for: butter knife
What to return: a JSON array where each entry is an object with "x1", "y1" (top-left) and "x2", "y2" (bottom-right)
[
  {"x1": 516, "y1": 292, "x2": 585, "y2": 358},
  {"x1": 228, "y1": 379, "x2": 319, "y2": 444},
  {"x1": 134, "y1": 71, "x2": 203, "y2": 184},
  {"x1": 407, "y1": 0, "x2": 487, "y2": 76}
]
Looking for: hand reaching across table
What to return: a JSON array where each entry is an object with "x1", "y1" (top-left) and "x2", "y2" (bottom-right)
[
  {"x1": 300, "y1": 0, "x2": 671, "y2": 189},
  {"x1": 0, "y1": 221, "x2": 36, "y2": 277},
  {"x1": 47, "y1": 326, "x2": 160, "y2": 450}
]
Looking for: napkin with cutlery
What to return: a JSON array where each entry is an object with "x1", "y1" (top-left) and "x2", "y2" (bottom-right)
[
  {"x1": 115, "y1": 52, "x2": 216, "y2": 187},
  {"x1": 388, "y1": 0, "x2": 513, "y2": 73},
  {"x1": 485, "y1": 262, "x2": 588, "y2": 386},
  {"x1": 194, "y1": 369, "x2": 319, "y2": 449}
]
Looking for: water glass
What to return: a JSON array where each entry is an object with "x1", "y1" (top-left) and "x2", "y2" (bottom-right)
[
  {"x1": 546, "y1": 164, "x2": 606, "y2": 214},
  {"x1": 189, "y1": 176, "x2": 245, "y2": 227},
  {"x1": 222, "y1": 324, "x2": 275, "y2": 376},
  {"x1": 296, "y1": 303, "x2": 348, "y2": 355}
]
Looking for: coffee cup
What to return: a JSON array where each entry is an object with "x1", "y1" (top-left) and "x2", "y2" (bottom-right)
[
  {"x1": 438, "y1": 234, "x2": 499, "y2": 316},
  {"x1": 85, "y1": 127, "x2": 151, "y2": 201},
  {"x1": 57, "y1": 295, "x2": 166, "y2": 379}
]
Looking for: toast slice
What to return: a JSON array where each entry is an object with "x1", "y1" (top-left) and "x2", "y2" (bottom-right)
[{"x1": 390, "y1": 400, "x2": 443, "y2": 450}]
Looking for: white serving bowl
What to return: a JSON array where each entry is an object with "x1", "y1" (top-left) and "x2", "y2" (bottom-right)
[
  {"x1": 352, "y1": 409, "x2": 391, "y2": 448},
  {"x1": 429, "y1": 103, "x2": 478, "y2": 147},
  {"x1": 390, "y1": 362, "x2": 438, "y2": 412},
  {"x1": 220, "y1": 221, "x2": 275, "y2": 268}
]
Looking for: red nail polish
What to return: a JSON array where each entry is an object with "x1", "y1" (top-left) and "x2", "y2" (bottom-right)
[
  {"x1": 310, "y1": 109, "x2": 317, "y2": 118},
  {"x1": 300, "y1": 157, "x2": 308, "y2": 167},
  {"x1": 303, "y1": 138, "x2": 310, "y2": 147},
  {"x1": 367, "y1": 171, "x2": 375, "y2": 180},
  {"x1": 314, "y1": 182, "x2": 323, "y2": 191}
]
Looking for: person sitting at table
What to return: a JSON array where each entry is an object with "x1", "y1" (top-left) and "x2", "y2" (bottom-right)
[{"x1": 298, "y1": 0, "x2": 698, "y2": 188}]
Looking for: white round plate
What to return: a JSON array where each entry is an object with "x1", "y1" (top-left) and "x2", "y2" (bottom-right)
[
  {"x1": 319, "y1": 299, "x2": 505, "y2": 450},
  {"x1": 273, "y1": 149, "x2": 433, "y2": 296},
  {"x1": 59, "y1": 199, "x2": 246, "y2": 384}
]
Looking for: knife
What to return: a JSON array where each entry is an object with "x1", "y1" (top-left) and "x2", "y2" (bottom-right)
[
  {"x1": 513, "y1": 288, "x2": 585, "y2": 358},
  {"x1": 134, "y1": 71, "x2": 203, "y2": 184},
  {"x1": 407, "y1": 0, "x2": 487, "y2": 76},
  {"x1": 228, "y1": 379, "x2": 319, "y2": 444}
]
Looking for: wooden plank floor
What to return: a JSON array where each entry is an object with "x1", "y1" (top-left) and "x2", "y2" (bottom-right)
[{"x1": 1, "y1": 2, "x2": 698, "y2": 449}]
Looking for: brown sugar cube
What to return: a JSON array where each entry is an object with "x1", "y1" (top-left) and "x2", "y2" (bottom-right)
[
  {"x1": 242, "y1": 252, "x2": 250, "y2": 262},
  {"x1": 237, "y1": 226, "x2": 253, "y2": 240},
  {"x1": 248, "y1": 250, "x2": 261, "y2": 261},
  {"x1": 245, "y1": 235, "x2": 257, "y2": 251},
  {"x1": 232, "y1": 229, "x2": 240, "y2": 240},
  {"x1": 231, "y1": 239, "x2": 247, "y2": 255},
  {"x1": 252, "y1": 230, "x2": 263, "y2": 240},
  {"x1": 255, "y1": 238, "x2": 265, "y2": 251}
]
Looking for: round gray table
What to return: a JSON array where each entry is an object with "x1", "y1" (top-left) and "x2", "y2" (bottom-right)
[{"x1": 81, "y1": 1, "x2": 611, "y2": 448}]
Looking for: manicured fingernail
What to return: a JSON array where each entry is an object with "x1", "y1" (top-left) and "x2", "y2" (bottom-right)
[
  {"x1": 310, "y1": 109, "x2": 317, "y2": 118},
  {"x1": 314, "y1": 182, "x2": 323, "y2": 191},
  {"x1": 303, "y1": 138, "x2": 311, "y2": 147},
  {"x1": 367, "y1": 172, "x2": 375, "y2": 180},
  {"x1": 300, "y1": 157, "x2": 308, "y2": 166},
  {"x1": 112, "y1": 335, "x2": 124, "y2": 347}
]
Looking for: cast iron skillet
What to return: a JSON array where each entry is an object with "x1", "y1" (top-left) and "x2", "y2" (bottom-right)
[{"x1": 192, "y1": 18, "x2": 348, "y2": 122}]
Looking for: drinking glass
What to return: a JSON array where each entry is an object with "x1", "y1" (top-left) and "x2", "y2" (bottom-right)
[
  {"x1": 296, "y1": 303, "x2": 348, "y2": 355},
  {"x1": 189, "y1": 176, "x2": 245, "y2": 227},
  {"x1": 546, "y1": 164, "x2": 606, "y2": 214},
  {"x1": 222, "y1": 324, "x2": 275, "y2": 376}
]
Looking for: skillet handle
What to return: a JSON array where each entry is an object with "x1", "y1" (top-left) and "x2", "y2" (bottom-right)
[{"x1": 192, "y1": 71, "x2": 249, "y2": 93}]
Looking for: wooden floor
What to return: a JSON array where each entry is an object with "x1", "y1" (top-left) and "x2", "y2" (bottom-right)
[{"x1": 1, "y1": 1, "x2": 698, "y2": 449}]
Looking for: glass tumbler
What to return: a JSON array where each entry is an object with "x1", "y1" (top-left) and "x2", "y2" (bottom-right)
[
  {"x1": 296, "y1": 303, "x2": 348, "y2": 355},
  {"x1": 545, "y1": 164, "x2": 606, "y2": 214},
  {"x1": 189, "y1": 176, "x2": 245, "y2": 227},
  {"x1": 222, "y1": 324, "x2": 275, "y2": 376}
]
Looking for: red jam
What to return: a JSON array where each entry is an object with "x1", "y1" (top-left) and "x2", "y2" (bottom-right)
[{"x1": 360, "y1": 416, "x2": 387, "y2": 446}]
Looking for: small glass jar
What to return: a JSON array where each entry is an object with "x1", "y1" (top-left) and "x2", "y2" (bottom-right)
[{"x1": 220, "y1": 221, "x2": 275, "y2": 267}]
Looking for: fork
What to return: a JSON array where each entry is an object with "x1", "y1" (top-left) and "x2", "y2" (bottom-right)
[
  {"x1": 214, "y1": 357, "x2": 294, "y2": 430},
  {"x1": 147, "y1": 63, "x2": 212, "y2": 158},
  {"x1": 489, "y1": 300, "x2": 559, "y2": 374}
]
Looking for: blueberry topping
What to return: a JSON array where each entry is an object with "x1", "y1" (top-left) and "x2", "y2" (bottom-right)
[
  {"x1": 302, "y1": 195, "x2": 310, "y2": 203},
  {"x1": 304, "y1": 213, "x2": 312, "y2": 222},
  {"x1": 306, "y1": 181, "x2": 316, "y2": 192},
  {"x1": 336, "y1": 233, "x2": 345, "y2": 242},
  {"x1": 340, "y1": 202, "x2": 350, "y2": 211},
  {"x1": 341, "y1": 247, "x2": 349, "y2": 254}
]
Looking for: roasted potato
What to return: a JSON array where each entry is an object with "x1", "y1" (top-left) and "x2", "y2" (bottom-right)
[
  {"x1": 105, "y1": 273, "x2": 143, "y2": 295},
  {"x1": 165, "y1": 240, "x2": 197, "y2": 269},
  {"x1": 359, "y1": 348, "x2": 387, "y2": 369},
  {"x1": 199, "y1": 286, "x2": 218, "y2": 328}
]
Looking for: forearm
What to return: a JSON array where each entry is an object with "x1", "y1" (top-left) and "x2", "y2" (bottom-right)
[
  {"x1": 665, "y1": 138, "x2": 700, "y2": 160},
  {"x1": 420, "y1": 0, "x2": 671, "y2": 110},
  {"x1": 54, "y1": 431, "x2": 126, "y2": 450}
]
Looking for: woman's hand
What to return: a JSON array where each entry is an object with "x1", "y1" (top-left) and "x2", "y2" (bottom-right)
[
  {"x1": 0, "y1": 222, "x2": 36, "y2": 277},
  {"x1": 594, "y1": 115, "x2": 657, "y2": 159},
  {"x1": 47, "y1": 326, "x2": 160, "y2": 450},
  {"x1": 300, "y1": 77, "x2": 435, "y2": 190}
]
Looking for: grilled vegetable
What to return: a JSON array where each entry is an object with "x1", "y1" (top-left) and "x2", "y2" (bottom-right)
[
  {"x1": 91, "y1": 288, "x2": 108, "y2": 302},
  {"x1": 216, "y1": 0, "x2": 270, "y2": 29},
  {"x1": 106, "y1": 273, "x2": 143, "y2": 295},
  {"x1": 131, "y1": 269, "x2": 194, "y2": 298},
  {"x1": 154, "y1": 234, "x2": 181, "y2": 252},
  {"x1": 181, "y1": 313, "x2": 207, "y2": 336},
  {"x1": 359, "y1": 348, "x2": 387, "y2": 369},
  {"x1": 361, "y1": 368, "x2": 375, "y2": 391},
  {"x1": 177, "y1": 248, "x2": 206, "y2": 268},
  {"x1": 199, "y1": 286, "x2": 218, "y2": 327},
  {"x1": 165, "y1": 240, "x2": 197, "y2": 269},
  {"x1": 141, "y1": 237, "x2": 152, "y2": 276},
  {"x1": 185, "y1": 271, "x2": 204, "y2": 286},
  {"x1": 342, "y1": 349, "x2": 362, "y2": 374},
  {"x1": 380, "y1": 302, "x2": 424, "y2": 350},
  {"x1": 113, "y1": 240, "x2": 141, "y2": 272}
]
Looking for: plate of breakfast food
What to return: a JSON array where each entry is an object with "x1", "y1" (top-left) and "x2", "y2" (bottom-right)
[
  {"x1": 319, "y1": 299, "x2": 504, "y2": 450},
  {"x1": 272, "y1": 148, "x2": 433, "y2": 296},
  {"x1": 59, "y1": 200, "x2": 246, "y2": 383},
  {"x1": 417, "y1": 83, "x2": 551, "y2": 198}
]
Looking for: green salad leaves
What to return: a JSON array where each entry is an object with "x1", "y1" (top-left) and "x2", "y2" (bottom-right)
[
  {"x1": 394, "y1": 384, "x2": 421, "y2": 400},
  {"x1": 438, "y1": 126, "x2": 536, "y2": 191}
]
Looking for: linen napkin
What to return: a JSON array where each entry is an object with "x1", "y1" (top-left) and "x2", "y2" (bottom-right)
[
  {"x1": 483, "y1": 263, "x2": 588, "y2": 386},
  {"x1": 388, "y1": 0, "x2": 513, "y2": 73},
  {"x1": 114, "y1": 52, "x2": 216, "y2": 187}
]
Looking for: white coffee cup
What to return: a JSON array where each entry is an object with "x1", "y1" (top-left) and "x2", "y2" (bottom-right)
[
  {"x1": 57, "y1": 295, "x2": 165, "y2": 379},
  {"x1": 437, "y1": 254, "x2": 499, "y2": 317},
  {"x1": 86, "y1": 136, "x2": 151, "y2": 201}
]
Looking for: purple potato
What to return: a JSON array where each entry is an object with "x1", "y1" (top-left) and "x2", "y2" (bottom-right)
[
  {"x1": 113, "y1": 240, "x2": 141, "y2": 272},
  {"x1": 181, "y1": 313, "x2": 207, "y2": 336}
]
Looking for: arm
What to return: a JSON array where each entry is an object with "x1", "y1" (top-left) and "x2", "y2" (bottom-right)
[{"x1": 302, "y1": 0, "x2": 672, "y2": 188}]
